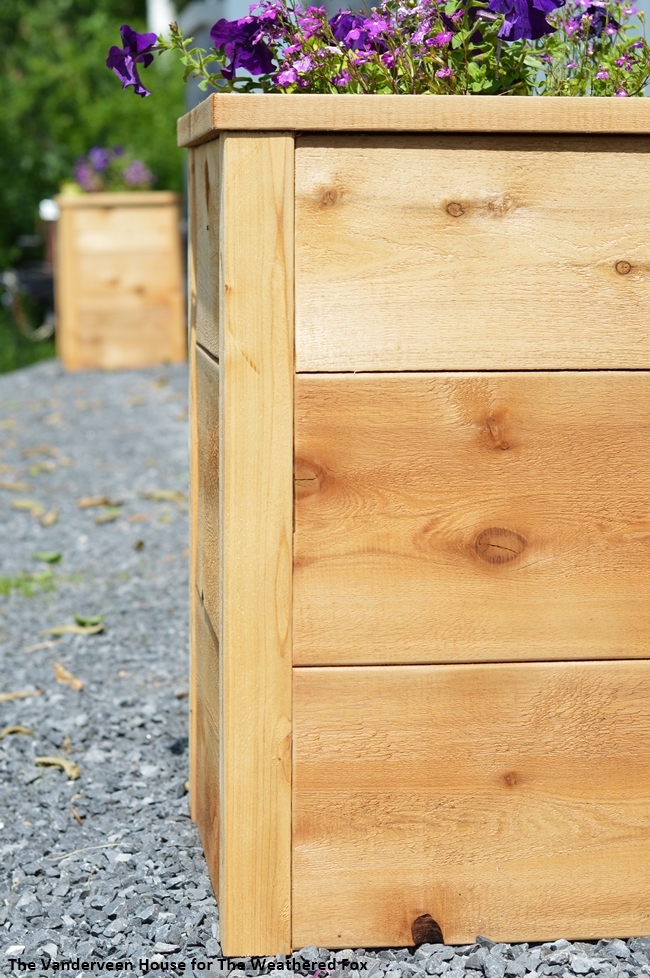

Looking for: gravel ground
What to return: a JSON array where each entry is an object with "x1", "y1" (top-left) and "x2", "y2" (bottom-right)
[{"x1": 1, "y1": 360, "x2": 650, "y2": 978}]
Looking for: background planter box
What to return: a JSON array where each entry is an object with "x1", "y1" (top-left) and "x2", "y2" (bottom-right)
[
  {"x1": 54, "y1": 191, "x2": 186, "y2": 371},
  {"x1": 180, "y1": 94, "x2": 650, "y2": 956}
]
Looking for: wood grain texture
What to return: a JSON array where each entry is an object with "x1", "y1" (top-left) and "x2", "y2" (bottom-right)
[
  {"x1": 293, "y1": 660, "x2": 650, "y2": 948},
  {"x1": 192, "y1": 590, "x2": 221, "y2": 888},
  {"x1": 55, "y1": 193, "x2": 186, "y2": 370},
  {"x1": 294, "y1": 371, "x2": 650, "y2": 666},
  {"x1": 295, "y1": 134, "x2": 650, "y2": 371},
  {"x1": 188, "y1": 330, "x2": 199, "y2": 823},
  {"x1": 177, "y1": 94, "x2": 650, "y2": 147},
  {"x1": 188, "y1": 142, "x2": 221, "y2": 359},
  {"x1": 195, "y1": 344, "x2": 220, "y2": 635},
  {"x1": 219, "y1": 133, "x2": 293, "y2": 955}
]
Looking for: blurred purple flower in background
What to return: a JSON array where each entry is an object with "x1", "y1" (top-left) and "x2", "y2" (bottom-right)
[
  {"x1": 88, "y1": 147, "x2": 111, "y2": 171},
  {"x1": 123, "y1": 160, "x2": 156, "y2": 187},
  {"x1": 106, "y1": 25, "x2": 158, "y2": 96},
  {"x1": 487, "y1": 0, "x2": 565, "y2": 39},
  {"x1": 210, "y1": 17, "x2": 275, "y2": 78}
]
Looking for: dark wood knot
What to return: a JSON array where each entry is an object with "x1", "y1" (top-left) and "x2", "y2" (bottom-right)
[
  {"x1": 411, "y1": 913, "x2": 444, "y2": 947},
  {"x1": 446, "y1": 202, "x2": 464, "y2": 218},
  {"x1": 475, "y1": 527, "x2": 527, "y2": 564},
  {"x1": 616, "y1": 260, "x2": 632, "y2": 275}
]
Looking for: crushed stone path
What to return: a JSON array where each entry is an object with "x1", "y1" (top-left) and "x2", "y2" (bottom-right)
[{"x1": 1, "y1": 360, "x2": 649, "y2": 978}]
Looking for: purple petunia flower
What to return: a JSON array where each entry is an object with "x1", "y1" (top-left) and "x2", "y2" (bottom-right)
[
  {"x1": 333, "y1": 70, "x2": 351, "y2": 85},
  {"x1": 431, "y1": 29, "x2": 454, "y2": 44},
  {"x1": 595, "y1": 68, "x2": 610, "y2": 77},
  {"x1": 436, "y1": 65, "x2": 454, "y2": 76},
  {"x1": 329, "y1": 11, "x2": 370, "y2": 49},
  {"x1": 106, "y1": 24, "x2": 158, "y2": 97},
  {"x1": 582, "y1": 3, "x2": 619, "y2": 37},
  {"x1": 210, "y1": 17, "x2": 276, "y2": 79},
  {"x1": 487, "y1": 0, "x2": 565, "y2": 40}
]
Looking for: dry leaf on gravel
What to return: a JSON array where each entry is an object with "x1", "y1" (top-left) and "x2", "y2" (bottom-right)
[
  {"x1": 11, "y1": 499, "x2": 44, "y2": 517},
  {"x1": 34, "y1": 756, "x2": 81, "y2": 780},
  {"x1": 139, "y1": 490, "x2": 186, "y2": 504},
  {"x1": 40, "y1": 509, "x2": 58, "y2": 526},
  {"x1": 94, "y1": 507, "x2": 121, "y2": 525},
  {"x1": 0, "y1": 481, "x2": 31, "y2": 492},
  {"x1": 0, "y1": 689, "x2": 43, "y2": 703},
  {"x1": 0, "y1": 419, "x2": 16, "y2": 429},
  {"x1": 70, "y1": 805, "x2": 84, "y2": 825},
  {"x1": 0, "y1": 724, "x2": 33, "y2": 739},
  {"x1": 52, "y1": 662, "x2": 84, "y2": 691},
  {"x1": 77, "y1": 495, "x2": 123, "y2": 509},
  {"x1": 21, "y1": 444, "x2": 57, "y2": 457},
  {"x1": 22, "y1": 640, "x2": 59, "y2": 654},
  {"x1": 44, "y1": 412, "x2": 62, "y2": 426},
  {"x1": 41, "y1": 622, "x2": 104, "y2": 637}
]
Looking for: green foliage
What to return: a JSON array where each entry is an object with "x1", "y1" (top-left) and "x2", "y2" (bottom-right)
[
  {"x1": 0, "y1": 569, "x2": 55, "y2": 598},
  {"x1": 0, "y1": 0, "x2": 186, "y2": 272},
  {"x1": 0, "y1": 307, "x2": 56, "y2": 375}
]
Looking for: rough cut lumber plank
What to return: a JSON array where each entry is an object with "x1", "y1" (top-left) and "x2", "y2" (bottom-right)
[
  {"x1": 188, "y1": 143, "x2": 221, "y2": 359},
  {"x1": 55, "y1": 193, "x2": 186, "y2": 370},
  {"x1": 219, "y1": 133, "x2": 293, "y2": 955},
  {"x1": 192, "y1": 591, "x2": 221, "y2": 885},
  {"x1": 194, "y1": 344, "x2": 220, "y2": 680},
  {"x1": 294, "y1": 371, "x2": 650, "y2": 666},
  {"x1": 295, "y1": 134, "x2": 650, "y2": 371},
  {"x1": 293, "y1": 660, "x2": 650, "y2": 948},
  {"x1": 177, "y1": 93, "x2": 650, "y2": 146},
  {"x1": 188, "y1": 329, "x2": 199, "y2": 822}
]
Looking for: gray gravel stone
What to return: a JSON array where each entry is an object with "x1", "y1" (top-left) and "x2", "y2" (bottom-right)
[{"x1": 3, "y1": 360, "x2": 650, "y2": 974}]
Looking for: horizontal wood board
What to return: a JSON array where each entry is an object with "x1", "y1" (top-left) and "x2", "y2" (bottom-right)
[
  {"x1": 294, "y1": 371, "x2": 650, "y2": 665},
  {"x1": 295, "y1": 134, "x2": 650, "y2": 371},
  {"x1": 178, "y1": 94, "x2": 650, "y2": 146},
  {"x1": 292, "y1": 660, "x2": 650, "y2": 947}
]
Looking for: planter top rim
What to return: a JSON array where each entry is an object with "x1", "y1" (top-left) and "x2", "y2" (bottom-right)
[
  {"x1": 177, "y1": 92, "x2": 650, "y2": 147},
  {"x1": 55, "y1": 191, "x2": 180, "y2": 208}
]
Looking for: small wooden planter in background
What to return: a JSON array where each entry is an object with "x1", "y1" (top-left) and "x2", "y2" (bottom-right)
[
  {"x1": 54, "y1": 191, "x2": 186, "y2": 371},
  {"x1": 181, "y1": 93, "x2": 650, "y2": 956}
]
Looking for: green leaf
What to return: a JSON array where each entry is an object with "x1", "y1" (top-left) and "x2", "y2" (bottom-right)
[
  {"x1": 73, "y1": 614, "x2": 104, "y2": 627},
  {"x1": 33, "y1": 551, "x2": 62, "y2": 563}
]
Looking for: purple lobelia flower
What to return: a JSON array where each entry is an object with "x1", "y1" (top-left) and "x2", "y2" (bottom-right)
[
  {"x1": 210, "y1": 17, "x2": 275, "y2": 79},
  {"x1": 106, "y1": 25, "x2": 158, "y2": 97},
  {"x1": 487, "y1": 0, "x2": 565, "y2": 40}
]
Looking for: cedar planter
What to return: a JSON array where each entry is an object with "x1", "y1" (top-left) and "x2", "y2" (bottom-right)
[
  {"x1": 181, "y1": 93, "x2": 650, "y2": 956},
  {"x1": 55, "y1": 191, "x2": 186, "y2": 370}
]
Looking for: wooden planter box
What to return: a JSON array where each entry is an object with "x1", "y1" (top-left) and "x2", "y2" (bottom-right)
[
  {"x1": 181, "y1": 94, "x2": 650, "y2": 956},
  {"x1": 55, "y1": 191, "x2": 186, "y2": 370}
]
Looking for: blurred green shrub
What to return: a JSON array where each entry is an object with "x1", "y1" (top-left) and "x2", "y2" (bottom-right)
[{"x1": 0, "y1": 0, "x2": 185, "y2": 272}]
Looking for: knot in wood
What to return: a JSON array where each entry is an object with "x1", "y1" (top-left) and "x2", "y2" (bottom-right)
[
  {"x1": 321, "y1": 188, "x2": 338, "y2": 207},
  {"x1": 446, "y1": 201, "x2": 464, "y2": 218},
  {"x1": 503, "y1": 771, "x2": 518, "y2": 787},
  {"x1": 411, "y1": 913, "x2": 444, "y2": 947},
  {"x1": 616, "y1": 260, "x2": 632, "y2": 275},
  {"x1": 475, "y1": 527, "x2": 527, "y2": 564}
]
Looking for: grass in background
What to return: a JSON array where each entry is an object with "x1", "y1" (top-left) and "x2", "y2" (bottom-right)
[{"x1": 0, "y1": 307, "x2": 56, "y2": 375}]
